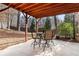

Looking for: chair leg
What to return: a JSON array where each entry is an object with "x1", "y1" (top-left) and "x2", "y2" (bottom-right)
[
  {"x1": 47, "y1": 40, "x2": 52, "y2": 51},
  {"x1": 39, "y1": 39, "x2": 41, "y2": 47},
  {"x1": 43, "y1": 40, "x2": 47, "y2": 51},
  {"x1": 43, "y1": 44, "x2": 46, "y2": 51},
  {"x1": 43, "y1": 40, "x2": 53, "y2": 52},
  {"x1": 51, "y1": 40, "x2": 55, "y2": 46},
  {"x1": 33, "y1": 39, "x2": 37, "y2": 49},
  {"x1": 47, "y1": 40, "x2": 50, "y2": 47}
]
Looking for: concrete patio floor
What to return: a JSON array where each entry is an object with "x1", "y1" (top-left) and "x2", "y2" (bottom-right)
[{"x1": 0, "y1": 39, "x2": 79, "y2": 56}]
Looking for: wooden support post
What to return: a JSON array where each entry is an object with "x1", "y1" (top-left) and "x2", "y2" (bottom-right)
[
  {"x1": 22, "y1": 12, "x2": 30, "y2": 42},
  {"x1": 25, "y1": 13, "x2": 28, "y2": 42}
]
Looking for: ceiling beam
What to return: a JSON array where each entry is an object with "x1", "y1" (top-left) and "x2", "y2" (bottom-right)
[
  {"x1": 22, "y1": 3, "x2": 41, "y2": 11},
  {"x1": 0, "y1": 7, "x2": 10, "y2": 12},
  {"x1": 27, "y1": 3, "x2": 52, "y2": 12},
  {"x1": 27, "y1": 3, "x2": 64, "y2": 13},
  {"x1": 34, "y1": 7, "x2": 79, "y2": 18},
  {"x1": 3, "y1": 3, "x2": 79, "y2": 18},
  {"x1": 29, "y1": 4, "x2": 79, "y2": 15},
  {"x1": 15, "y1": 3, "x2": 27, "y2": 8}
]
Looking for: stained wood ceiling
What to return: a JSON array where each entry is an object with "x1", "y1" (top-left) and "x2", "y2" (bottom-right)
[{"x1": 3, "y1": 3, "x2": 79, "y2": 18}]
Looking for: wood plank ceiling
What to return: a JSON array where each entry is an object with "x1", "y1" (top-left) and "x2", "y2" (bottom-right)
[{"x1": 3, "y1": 3, "x2": 79, "y2": 18}]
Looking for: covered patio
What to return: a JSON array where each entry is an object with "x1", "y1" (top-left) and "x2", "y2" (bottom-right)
[
  {"x1": 0, "y1": 3, "x2": 79, "y2": 56},
  {"x1": 0, "y1": 39, "x2": 79, "y2": 56},
  {"x1": 2, "y1": 3, "x2": 79, "y2": 41}
]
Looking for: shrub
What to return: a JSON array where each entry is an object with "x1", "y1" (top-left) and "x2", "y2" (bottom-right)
[
  {"x1": 44, "y1": 17, "x2": 51, "y2": 30},
  {"x1": 58, "y1": 22, "x2": 73, "y2": 38}
]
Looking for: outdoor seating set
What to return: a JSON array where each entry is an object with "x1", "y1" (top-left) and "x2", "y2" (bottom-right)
[{"x1": 31, "y1": 30, "x2": 56, "y2": 51}]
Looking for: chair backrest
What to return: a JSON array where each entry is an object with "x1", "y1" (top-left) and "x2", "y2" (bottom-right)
[
  {"x1": 44, "y1": 30, "x2": 55, "y2": 40},
  {"x1": 31, "y1": 32, "x2": 37, "y2": 39},
  {"x1": 31, "y1": 32, "x2": 42, "y2": 39}
]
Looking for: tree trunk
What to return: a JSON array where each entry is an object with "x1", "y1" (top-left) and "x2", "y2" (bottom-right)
[
  {"x1": 17, "y1": 12, "x2": 20, "y2": 31},
  {"x1": 7, "y1": 11, "x2": 10, "y2": 30},
  {"x1": 54, "y1": 16, "x2": 57, "y2": 30},
  {"x1": 73, "y1": 14, "x2": 76, "y2": 40},
  {"x1": 1, "y1": 21, "x2": 3, "y2": 29}
]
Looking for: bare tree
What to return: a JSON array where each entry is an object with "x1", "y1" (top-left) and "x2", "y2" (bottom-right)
[{"x1": 17, "y1": 11, "x2": 20, "y2": 31}]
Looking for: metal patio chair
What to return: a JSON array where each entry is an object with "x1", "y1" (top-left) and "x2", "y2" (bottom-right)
[
  {"x1": 31, "y1": 31, "x2": 44, "y2": 48},
  {"x1": 42, "y1": 30, "x2": 56, "y2": 51}
]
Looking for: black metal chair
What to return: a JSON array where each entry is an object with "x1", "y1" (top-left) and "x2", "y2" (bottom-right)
[
  {"x1": 42, "y1": 30, "x2": 56, "y2": 51},
  {"x1": 31, "y1": 32, "x2": 44, "y2": 48}
]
